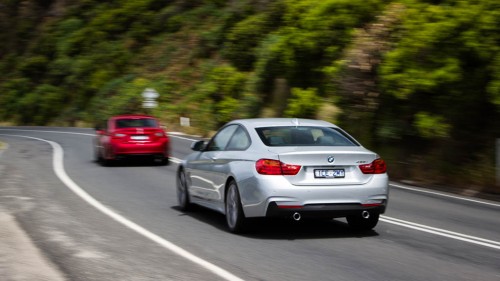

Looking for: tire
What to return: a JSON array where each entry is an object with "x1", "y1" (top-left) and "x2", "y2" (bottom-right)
[
  {"x1": 94, "y1": 147, "x2": 101, "y2": 163},
  {"x1": 346, "y1": 210, "x2": 380, "y2": 231},
  {"x1": 94, "y1": 147, "x2": 110, "y2": 166},
  {"x1": 225, "y1": 181, "x2": 247, "y2": 233},
  {"x1": 176, "y1": 168, "x2": 192, "y2": 211}
]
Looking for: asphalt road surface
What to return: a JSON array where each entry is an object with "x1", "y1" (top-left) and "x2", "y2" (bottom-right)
[{"x1": 0, "y1": 127, "x2": 499, "y2": 281}]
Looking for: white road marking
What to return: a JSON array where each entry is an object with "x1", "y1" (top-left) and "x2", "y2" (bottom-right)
[
  {"x1": 0, "y1": 128, "x2": 94, "y2": 136},
  {"x1": 0, "y1": 134, "x2": 244, "y2": 281},
  {"x1": 381, "y1": 216, "x2": 500, "y2": 250},
  {"x1": 0, "y1": 128, "x2": 183, "y2": 165},
  {"x1": 2, "y1": 129, "x2": 500, "y2": 252},
  {"x1": 390, "y1": 183, "x2": 500, "y2": 207}
]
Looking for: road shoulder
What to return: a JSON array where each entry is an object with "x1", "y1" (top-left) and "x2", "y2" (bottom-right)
[{"x1": 0, "y1": 211, "x2": 66, "y2": 281}]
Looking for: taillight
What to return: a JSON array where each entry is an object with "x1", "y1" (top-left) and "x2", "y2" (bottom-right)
[
  {"x1": 114, "y1": 133, "x2": 126, "y2": 138},
  {"x1": 359, "y1": 158, "x2": 387, "y2": 174},
  {"x1": 256, "y1": 159, "x2": 301, "y2": 175}
]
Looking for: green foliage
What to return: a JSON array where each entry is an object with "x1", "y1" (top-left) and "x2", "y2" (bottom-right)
[
  {"x1": 0, "y1": 0, "x2": 499, "y2": 190},
  {"x1": 189, "y1": 64, "x2": 249, "y2": 126},
  {"x1": 18, "y1": 84, "x2": 64, "y2": 125},
  {"x1": 377, "y1": 0, "x2": 499, "y2": 144},
  {"x1": 284, "y1": 87, "x2": 320, "y2": 118},
  {"x1": 413, "y1": 112, "x2": 450, "y2": 138}
]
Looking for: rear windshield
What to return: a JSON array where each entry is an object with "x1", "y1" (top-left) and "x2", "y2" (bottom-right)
[
  {"x1": 115, "y1": 118, "x2": 157, "y2": 128},
  {"x1": 256, "y1": 126, "x2": 359, "y2": 147}
]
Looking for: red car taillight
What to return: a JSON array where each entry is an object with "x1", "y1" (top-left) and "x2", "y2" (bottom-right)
[
  {"x1": 256, "y1": 159, "x2": 301, "y2": 175},
  {"x1": 359, "y1": 158, "x2": 387, "y2": 174}
]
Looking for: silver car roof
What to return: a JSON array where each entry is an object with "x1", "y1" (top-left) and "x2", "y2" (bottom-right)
[{"x1": 227, "y1": 118, "x2": 339, "y2": 129}]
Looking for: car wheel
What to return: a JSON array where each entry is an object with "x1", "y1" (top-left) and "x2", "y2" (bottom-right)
[
  {"x1": 346, "y1": 210, "x2": 380, "y2": 231},
  {"x1": 94, "y1": 147, "x2": 110, "y2": 166},
  {"x1": 225, "y1": 181, "x2": 246, "y2": 233},
  {"x1": 94, "y1": 147, "x2": 101, "y2": 163},
  {"x1": 176, "y1": 168, "x2": 192, "y2": 211}
]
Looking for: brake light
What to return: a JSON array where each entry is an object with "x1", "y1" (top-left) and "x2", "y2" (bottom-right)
[
  {"x1": 359, "y1": 158, "x2": 387, "y2": 174},
  {"x1": 256, "y1": 159, "x2": 301, "y2": 175}
]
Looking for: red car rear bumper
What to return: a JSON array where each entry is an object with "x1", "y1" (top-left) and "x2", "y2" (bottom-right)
[{"x1": 109, "y1": 139, "x2": 169, "y2": 157}]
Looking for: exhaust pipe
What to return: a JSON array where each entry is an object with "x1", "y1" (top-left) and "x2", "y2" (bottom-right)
[
  {"x1": 361, "y1": 210, "x2": 370, "y2": 219},
  {"x1": 292, "y1": 212, "x2": 301, "y2": 221}
]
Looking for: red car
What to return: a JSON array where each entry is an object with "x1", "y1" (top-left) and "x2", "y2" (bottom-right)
[{"x1": 94, "y1": 114, "x2": 170, "y2": 165}]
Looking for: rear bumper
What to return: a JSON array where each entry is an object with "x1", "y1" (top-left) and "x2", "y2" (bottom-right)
[
  {"x1": 265, "y1": 201, "x2": 386, "y2": 219},
  {"x1": 239, "y1": 173, "x2": 389, "y2": 218},
  {"x1": 110, "y1": 139, "x2": 169, "y2": 157}
]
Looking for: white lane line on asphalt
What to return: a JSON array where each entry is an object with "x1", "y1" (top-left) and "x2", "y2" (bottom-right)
[
  {"x1": 2, "y1": 129, "x2": 498, "y2": 206},
  {"x1": 389, "y1": 183, "x2": 500, "y2": 207},
  {"x1": 0, "y1": 128, "x2": 94, "y2": 136},
  {"x1": 0, "y1": 128, "x2": 199, "y2": 141},
  {"x1": 0, "y1": 134, "x2": 244, "y2": 281},
  {"x1": 0, "y1": 128, "x2": 183, "y2": 165},
  {"x1": 3, "y1": 129, "x2": 500, "y2": 252},
  {"x1": 381, "y1": 216, "x2": 500, "y2": 250}
]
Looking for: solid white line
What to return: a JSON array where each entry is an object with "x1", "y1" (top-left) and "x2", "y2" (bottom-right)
[
  {"x1": 389, "y1": 183, "x2": 500, "y2": 207},
  {"x1": 382, "y1": 216, "x2": 500, "y2": 246},
  {"x1": 0, "y1": 128, "x2": 185, "y2": 165},
  {"x1": 2, "y1": 130, "x2": 497, "y2": 206},
  {"x1": 0, "y1": 128, "x2": 94, "y2": 136},
  {"x1": 3, "y1": 129, "x2": 500, "y2": 252},
  {"x1": 168, "y1": 133, "x2": 200, "y2": 142},
  {"x1": 381, "y1": 216, "x2": 500, "y2": 250},
  {"x1": 170, "y1": 157, "x2": 181, "y2": 164},
  {"x1": 0, "y1": 128, "x2": 200, "y2": 142},
  {"x1": 0, "y1": 134, "x2": 244, "y2": 281}
]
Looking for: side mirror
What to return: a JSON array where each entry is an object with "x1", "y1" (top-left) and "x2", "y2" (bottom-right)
[{"x1": 191, "y1": 140, "x2": 206, "y2": 151}]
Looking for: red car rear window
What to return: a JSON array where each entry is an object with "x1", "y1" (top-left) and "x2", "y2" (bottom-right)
[{"x1": 115, "y1": 118, "x2": 157, "y2": 128}]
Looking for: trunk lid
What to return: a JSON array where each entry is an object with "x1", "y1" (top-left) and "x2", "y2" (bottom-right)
[
  {"x1": 114, "y1": 128, "x2": 164, "y2": 143},
  {"x1": 268, "y1": 146, "x2": 378, "y2": 185}
]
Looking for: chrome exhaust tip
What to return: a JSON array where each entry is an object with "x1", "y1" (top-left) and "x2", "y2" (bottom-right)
[
  {"x1": 292, "y1": 212, "x2": 301, "y2": 221},
  {"x1": 361, "y1": 210, "x2": 370, "y2": 219}
]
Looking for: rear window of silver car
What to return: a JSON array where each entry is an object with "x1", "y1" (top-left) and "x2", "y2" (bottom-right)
[{"x1": 256, "y1": 126, "x2": 359, "y2": 147}]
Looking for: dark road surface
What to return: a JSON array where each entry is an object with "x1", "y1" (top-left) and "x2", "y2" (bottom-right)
[{"x1": 0, "y1": 127, "x2": 499, "y2": 281}]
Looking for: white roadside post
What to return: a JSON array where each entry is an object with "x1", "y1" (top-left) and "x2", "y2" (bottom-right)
[
  {"x1": 142, "y1": 88, "x2": 159, "y2": 113},
  {"x1": 180, "y1": 117, "x2": 190, "y2": 127}
]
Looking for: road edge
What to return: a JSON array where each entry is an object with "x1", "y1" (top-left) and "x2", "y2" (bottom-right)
[{"x1": 0, "y1": 140, "x2": 66, "y2": 281}]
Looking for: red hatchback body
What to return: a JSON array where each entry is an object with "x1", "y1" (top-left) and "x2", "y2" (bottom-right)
[{"x1": 94, "y1": 114, "x2": 170, "y2": 165}]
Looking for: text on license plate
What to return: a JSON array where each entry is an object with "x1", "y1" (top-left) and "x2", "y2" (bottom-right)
[
  {"x1": 314, "y1": 169, "x2": 345, "y2": 178},
  {"x1": 131, "y1": 135, "x2": 149, "y2": 140}
]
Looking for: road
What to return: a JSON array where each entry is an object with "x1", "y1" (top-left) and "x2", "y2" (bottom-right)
[{"x1": 0, "y1": 127, "x2": 499, "y2": 281}]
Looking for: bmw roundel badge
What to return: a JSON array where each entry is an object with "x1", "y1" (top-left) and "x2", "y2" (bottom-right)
[{"x1": 327, "y1": 156, "x2": 335, "y2": 163}]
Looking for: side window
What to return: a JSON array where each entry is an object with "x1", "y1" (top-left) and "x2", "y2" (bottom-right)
[
  {"x1": 205, "y1": 125, "x2": 238, "y2": 152},
  {"x1": 226, "y1": 126, "x2": 251, "y2": 151}
]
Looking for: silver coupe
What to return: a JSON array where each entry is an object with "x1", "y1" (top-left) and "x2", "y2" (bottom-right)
[{"x1": 177, "y1": 118, "x2": 389, "y2": 233}]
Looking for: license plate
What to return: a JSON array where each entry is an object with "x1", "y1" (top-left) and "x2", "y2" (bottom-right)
[
  {"x1": 314, "y1": 169, "x2": 345, "y2": 178},
  {"x1": 131, "y1": 135, "x2": 148, "y2": 140}
]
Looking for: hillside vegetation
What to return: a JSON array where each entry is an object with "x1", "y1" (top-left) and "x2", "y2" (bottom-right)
[{"x1": 0, "y1": 0, "x2": 499, "y2": 194}]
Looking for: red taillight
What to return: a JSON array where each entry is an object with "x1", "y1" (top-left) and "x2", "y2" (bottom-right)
[
  {"x1": 256, "y1": 159, "x2": 301, "y2": 175},
  {"x1": 359, "y1": 158, "x2": 387, "y2": 174}
]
